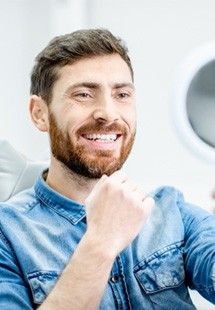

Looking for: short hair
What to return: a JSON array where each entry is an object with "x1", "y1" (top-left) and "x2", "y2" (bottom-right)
[{"x1": 30, "y1": 28, "x2": 134, "y2": 105}]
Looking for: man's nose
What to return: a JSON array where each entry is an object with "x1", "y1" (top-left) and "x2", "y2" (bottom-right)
[{"x1": 92, "y1": 97, "x2": 119, "y2": 123}]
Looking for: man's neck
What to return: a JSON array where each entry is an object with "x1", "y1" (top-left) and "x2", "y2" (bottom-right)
[{"x1": 45, "y1": 159, "x2": 98, "y2": 205}]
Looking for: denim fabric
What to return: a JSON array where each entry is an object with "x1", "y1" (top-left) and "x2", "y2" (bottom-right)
[{"x1": 0, "y1": 173, "x2": 215, "y2": 309}]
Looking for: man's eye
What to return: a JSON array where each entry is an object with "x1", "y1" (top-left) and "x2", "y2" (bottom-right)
[
  {"x1": 118, "y1": 93, "x2": 129, "y2": 99},
  {"x1": 77, "y1": 93, "x2": 91, "y2": 98}
]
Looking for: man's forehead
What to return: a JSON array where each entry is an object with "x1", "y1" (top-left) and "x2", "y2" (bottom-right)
[
  {"x1": 55, "y1": 55, "x2": 134, "y2": 90},
  {"x1": 57, "y1": 54, "x2": 132, "y2": 75}
]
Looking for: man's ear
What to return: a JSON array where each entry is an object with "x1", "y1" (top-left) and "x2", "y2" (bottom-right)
[{"x1": 29, "y1": 95, "x2": 49, "y2": 132}]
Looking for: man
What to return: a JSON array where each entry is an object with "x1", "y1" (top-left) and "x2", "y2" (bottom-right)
[{"x1": 0, "y1": 29, "x2": 214, "y2": 310}]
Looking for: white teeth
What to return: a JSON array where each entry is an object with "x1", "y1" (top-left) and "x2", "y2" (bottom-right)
[{"x1": 84, "y1": 133, "x2": 117, "y2": 142}]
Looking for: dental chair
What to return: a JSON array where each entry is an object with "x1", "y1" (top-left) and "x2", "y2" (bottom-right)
[{"x1": 0, "y1": 140, "x2": 48, "y2": 202}]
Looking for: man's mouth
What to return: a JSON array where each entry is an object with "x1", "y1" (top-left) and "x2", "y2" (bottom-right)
[{"x1": 83, "y1": 133, "x2": 119, "y2": 143}]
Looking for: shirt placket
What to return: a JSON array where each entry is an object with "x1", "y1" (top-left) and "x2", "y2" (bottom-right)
[{"x1": 108, "y1": 255, "x2": 131, "y2": 310}]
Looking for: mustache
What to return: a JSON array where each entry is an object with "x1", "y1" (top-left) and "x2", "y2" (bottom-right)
[{"x1": 76, "y1": 123, "x2": 128, "y2": 135}]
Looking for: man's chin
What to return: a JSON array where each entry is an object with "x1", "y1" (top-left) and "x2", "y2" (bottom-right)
[
  {"x1": 63, "y1": 158, "x2": 122, "y2": 179},
  {"x1": 85, "y1": 165, "x2": 121, "y2": 178},
  {"x1": 83, "y1": 158, "x2": 122, "y2": 178},
  {"x1": 86, "y1": 149, "x2": 119, "y2": 158}
]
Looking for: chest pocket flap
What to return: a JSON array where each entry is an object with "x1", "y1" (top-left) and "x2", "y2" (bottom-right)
[
  {"x1": 134, "y1": 243, "x2": 185, "y2": 293},
  {"x1": 27, "y1": 270, "x2": 59, "y2": 304}
]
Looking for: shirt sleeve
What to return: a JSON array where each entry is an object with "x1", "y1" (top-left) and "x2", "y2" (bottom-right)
[
  {"x1": 0, "y1": 229, "x2": 34, "y2": 309},
  {"x1": 178, "y1": 194, "x2": 215, "y2": 304}
]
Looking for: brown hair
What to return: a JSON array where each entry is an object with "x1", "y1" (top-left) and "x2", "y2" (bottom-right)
[{"x1": 30, "y1": 28, "x2": 134, "y2": 105}]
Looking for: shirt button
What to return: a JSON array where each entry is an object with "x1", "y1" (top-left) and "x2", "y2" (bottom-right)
[{"x1": 111, "y1": 275, "x2": 120, "y2": 283}]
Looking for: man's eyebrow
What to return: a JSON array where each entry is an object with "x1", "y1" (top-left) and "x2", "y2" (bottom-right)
[
  {"x1": 66, "y1": 82, "x2": 100, "y2": 91},
  {"x1": 114, "y1": 83, "x2": 135, "y2": 90},
  {"x1": 64, "y1": 82, "x2": 135, "y2": 94}
]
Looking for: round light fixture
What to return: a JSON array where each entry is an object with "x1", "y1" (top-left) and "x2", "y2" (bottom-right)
[{"x1": 172, "y1": 41, "x2": 215, "y2": 163}]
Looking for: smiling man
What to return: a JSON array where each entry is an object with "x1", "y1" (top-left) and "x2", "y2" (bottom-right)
[
  {"x1": 43, "y1": 54, "x2": 136, "y2": 180},
  {"x1": 0, "y1": 29, "x2": 215, "y2": 310}
]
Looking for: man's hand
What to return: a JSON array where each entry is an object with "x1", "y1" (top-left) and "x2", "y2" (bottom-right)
[{"x1": 85, "y1": 171, "x2": 154, "y2": 258}]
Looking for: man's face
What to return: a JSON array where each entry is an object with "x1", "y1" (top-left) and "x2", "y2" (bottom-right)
[{"x1": 48, "y1": 53, "x2": 136, "y2": 178}]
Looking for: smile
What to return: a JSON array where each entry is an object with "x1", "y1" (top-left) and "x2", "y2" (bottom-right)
[{"x1": 83, "y1": 133, "x2": 118, "y2": 143}]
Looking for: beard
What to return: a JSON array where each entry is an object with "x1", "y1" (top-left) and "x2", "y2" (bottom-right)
[{"x1": 48, "y1": 112, "x2": 136, "y2": 179}]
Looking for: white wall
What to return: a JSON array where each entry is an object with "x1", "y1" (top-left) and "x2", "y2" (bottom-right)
[
  {"x1": 0, "y1": 1, "x2": 215, "y2": 308},
  {"x1": 0, "y1": 0, "x2": 50, "y2": 159}
]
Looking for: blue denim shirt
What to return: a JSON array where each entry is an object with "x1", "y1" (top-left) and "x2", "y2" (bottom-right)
[{"x1": 0, "y1": 173, "x2": 215, "y2": 309}]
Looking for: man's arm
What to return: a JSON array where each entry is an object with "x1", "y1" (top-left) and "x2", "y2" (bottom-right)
[
  {"x1": 39, "y1": 232, "x2": 115, "y2": 309},
  {"x1": 40, "y1": 171, "x2": 154, "y2": 309},
  {"x1": 0, "y1": 231, "x2": 34, "y2": 309},
  {"x1": 178, "y1": 196, "x2": 215, "y2": 305}
]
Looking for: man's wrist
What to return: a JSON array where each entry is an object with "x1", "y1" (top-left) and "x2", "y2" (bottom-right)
[{"x1": 75, "y1": 230, "x2": 117, "y2": 264}]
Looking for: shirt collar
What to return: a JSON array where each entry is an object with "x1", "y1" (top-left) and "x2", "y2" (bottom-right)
[{"x1": 34, "y1": 170, "x2": 86, "y2": 225}]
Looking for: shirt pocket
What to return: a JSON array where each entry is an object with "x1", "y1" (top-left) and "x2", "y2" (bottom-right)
[
  {"x1": 27, "y1": 270, "x2": 60, "y2": 304},
  {"x1": 134, "y1": 243, "x2": 185, "y2": 294}
]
